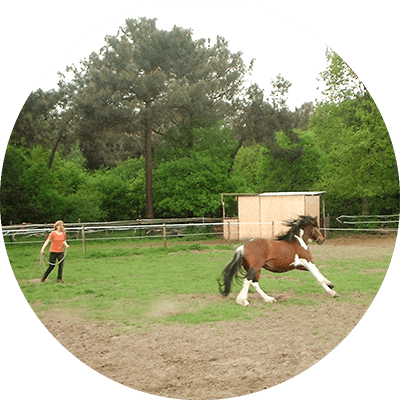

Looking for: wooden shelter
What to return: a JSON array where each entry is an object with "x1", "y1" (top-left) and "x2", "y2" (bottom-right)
[{"x1": 222, "y1": 191, "x2": 326, "y2": 241}]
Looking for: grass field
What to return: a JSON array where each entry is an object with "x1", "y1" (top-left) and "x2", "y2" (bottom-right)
[
  {"x1": 6, "y1": 235, "x2": 394, "y2": 330},
  {"x1": 5, "y1": 235, "x2": 397, "y2": 399}
]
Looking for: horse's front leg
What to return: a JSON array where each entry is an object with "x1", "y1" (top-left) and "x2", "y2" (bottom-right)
[{"x1": 291, "y1": 255, "x2": 339, "y2": 298}]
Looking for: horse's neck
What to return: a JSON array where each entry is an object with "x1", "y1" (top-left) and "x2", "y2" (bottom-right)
[{"x1": 294, "y1": 229, "x2": 309, "y2": 250}]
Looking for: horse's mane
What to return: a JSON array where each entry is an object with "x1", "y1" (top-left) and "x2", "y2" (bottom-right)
[{"x1": 275, "y1": 215, "x2": 318, "y2": 243}]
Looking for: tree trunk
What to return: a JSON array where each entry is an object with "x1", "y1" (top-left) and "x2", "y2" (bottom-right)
[
  {"x1": 229, "y1": 137, "x2": 244, "y2": 172},
  {"x1": 47, "y1": 125, "x2": 65, "y2": 169},
  {"x1": 144, "y1": 104, "x2": 154, "y2": 219}
]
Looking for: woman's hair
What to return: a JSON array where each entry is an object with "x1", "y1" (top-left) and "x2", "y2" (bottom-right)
[{"x1": 54, "y1": 220, "x2": 65, "y2": 232}]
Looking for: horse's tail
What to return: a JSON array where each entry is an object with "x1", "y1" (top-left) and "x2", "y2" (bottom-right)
[{"x1": 218, "y1": 245, "x2": 245, "y2": 296}]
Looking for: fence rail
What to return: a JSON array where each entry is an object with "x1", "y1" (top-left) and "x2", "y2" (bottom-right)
[
  {"x1": 2, "y1": 215, "x2": 398, "y2": 251},
  {"x1": 1, "y1": 218, "x2": 224, "y2": 252},
  {"x1": 336, "y1": 214, "x2": 400, "y2": 225}
]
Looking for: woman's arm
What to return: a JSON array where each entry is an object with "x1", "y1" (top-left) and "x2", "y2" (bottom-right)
[
  {"x1": 41, "y1": 237, "x2": 51, "y2": 253},
  {"x1": 63, "y1": 240, "x2": 70, "y2": 249}
]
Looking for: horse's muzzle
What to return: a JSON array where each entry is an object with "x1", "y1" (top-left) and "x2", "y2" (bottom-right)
[{"x1": 316, "y1": 237, "x2": 325, "y2": 245}]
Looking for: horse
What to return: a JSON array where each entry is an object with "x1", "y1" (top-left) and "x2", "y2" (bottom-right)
[{"x1": 218, "y1": 215, "x2": 338, "y2": 306}]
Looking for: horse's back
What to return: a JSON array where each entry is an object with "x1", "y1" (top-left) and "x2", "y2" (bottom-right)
[{"x1": 244, "y1": 238, "x2": 308, "y2": 273}]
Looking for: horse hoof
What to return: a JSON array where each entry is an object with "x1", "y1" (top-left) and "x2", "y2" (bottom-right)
[
  {"x1": 330, "y1": 291, "x2": 339, "y2": 298},
  {"x1": 266, "y1": 297, "x2": 276, "y2": 303},
  {"x1": 236, "y1": 298, "x2": 249, "y2": 307}
]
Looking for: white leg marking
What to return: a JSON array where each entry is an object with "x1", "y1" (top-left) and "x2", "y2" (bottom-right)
[
  {"x1": 236, "y1": 278, "x2": 251, "y2": 306},
  {"x1": 250, "y1": 281, "x2": 276, "y2": 303},
  {"x1": 291, "y1": 254, "x2": 338, "y2": 298}
]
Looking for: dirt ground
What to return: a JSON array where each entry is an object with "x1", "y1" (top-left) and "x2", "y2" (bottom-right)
[{"x1": 39, "y1": 235, "x2": 396, "y2": 400}]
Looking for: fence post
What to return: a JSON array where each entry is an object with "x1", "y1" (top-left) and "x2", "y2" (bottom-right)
[
  {"x1": 228, "y1": 220, "x2": 231, "y2": 246},
  {"x1": 82, "y1": 226, "x2": 87, "y2": 254},
  {"x1": 163, "y1": 223, "x2": 167, "y2": 248},
  {"x1": 325, "y1": 216, "x2": 330, "y2": 239}
]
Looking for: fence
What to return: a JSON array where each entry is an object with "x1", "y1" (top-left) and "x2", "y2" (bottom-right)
[
  {"x1": 1, "y1": 218, "x2": 224, "y2": 252},
  {"x1": 2, "y1": 215, "x2": 398, "y2": 252},
  {"x1": 334, "y1": 214, "x2": 399, "y2": 232}
]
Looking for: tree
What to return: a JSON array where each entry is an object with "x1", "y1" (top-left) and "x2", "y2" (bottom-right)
[
  {"x1": 312, "y1": 97, "x2": 399, "y2": 214},
  {"x1": 230, "y1": 144, "x2": 265, "y2": 190},
  {"x1": 10, "y1": 89, "x2": 75, "y2": 169},
  {"x1": 62, "y1": 18, "x2": 251, "y2": 219},
  {"x1": 11, "y1": 89, "x2": 62, "y2": 148},
  {"x1": 0, "y1": 145, "x2": 30, "y2": 224},
  {"x1": 317, "y1": 48, "x2": 366, "y2": 104},
  {"x1": 312, "y1": 49, "x2": 399, "y2": 215},
  {"x1": 293, "y1": 102, "x2": 314, "y2": 131},
  {"x1": 244, "y1": 129, "x2": 323, "y2": 193},
  {"x1": 231, "y1": 83, "x2": 280, "y2": 161},
  {"x1": 269, "y1": 73, "x2": 292, "y2": 111},
  {"x1": 90, "y1": 158, "x2": 145, "y2": 220},
  {"x1": 154, "y1": 124, "x2": 240, "y2": 217}
]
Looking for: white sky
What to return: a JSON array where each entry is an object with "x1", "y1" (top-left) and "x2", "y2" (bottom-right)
[{"x1": 34, "y1": 0, "x2": 327, "y2": 111}]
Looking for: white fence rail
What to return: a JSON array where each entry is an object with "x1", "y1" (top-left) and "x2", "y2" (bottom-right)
[
  {"x1": 336, "y1": 214, "x2": 400, "y2": 225},
  {"x1": 332, "y1": 214, "x2": 399, "y2": 233},
  {"x1": 1, "y1": 219, "x2": 224, "y2": 251},
  {"x1": 2, "y1": 215, "x2": 398, "y2": 250}
]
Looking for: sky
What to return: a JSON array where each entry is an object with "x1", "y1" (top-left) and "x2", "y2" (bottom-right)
[{"x1": 34, "y1": 0, "x2": 327, "y2": 111}]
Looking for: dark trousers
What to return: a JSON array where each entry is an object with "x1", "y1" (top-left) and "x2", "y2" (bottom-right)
[{"x1": 42, "y1": 252, "x2": 64, "y2": 281}]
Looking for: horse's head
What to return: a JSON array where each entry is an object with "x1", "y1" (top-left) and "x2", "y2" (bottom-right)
[
  {"x1": 310, "y1": 220, "x2": 325, "y2": 245},
  {"x1": 277, "y1": 215, "x2": 325, "y2": 245},
  {"x1": 311, "y1": 226, "x2": 325, "y2": 245},
  {"x1": 302, "y1": 216, "x2": 325, "y2": 245}
]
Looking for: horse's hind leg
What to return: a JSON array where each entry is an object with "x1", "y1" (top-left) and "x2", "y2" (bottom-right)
[
  {"x1": 236, "y1": 265, "x2": 257, "y2": 306},
  {"x1": 250, "y1": 271, "x2": 276, "y2": 303},
  {"x1": 236, "y1": 267, "x2": 276, "y2": 306},
  {"x1": 236, "y1": 278, "x2": 251, "y2": 306},
  {"x1": 250, "y1": 281, "x2": 276, "y2": 303}
]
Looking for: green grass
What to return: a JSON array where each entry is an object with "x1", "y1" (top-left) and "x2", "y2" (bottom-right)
[{"x1": 5, "y1": 238, "x2": 394, "y2": 328}]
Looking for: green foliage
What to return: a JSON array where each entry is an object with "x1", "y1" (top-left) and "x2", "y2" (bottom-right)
[
  {"x1": 1, "y1": 40, "x2": 399, "y2": 224},
  {"x1": 154, "y1": 155, "x2": 227, "y2": 217},
  {"x1": 231, "y1": 144, "x2": 265, "y2": 189},
  {"x1": 90, "y1": 158, "x2": 145, "y2": 221},
  {"x1": 1, "y1": 145, "x2": 102, "y2": 223},
  {"x1": 318, "y1": 49, "x2": 366, "y2": 103},
  {"x1": 233, "y1": 129, "x2": 323, "y2": 193},
  {"x1": 154, "y1": 124, "x2": 240, "y2": 217},
  {"x1": 0, "y1": 144, "x2": 31, "y2": 223},
  {"x1": 307, "y1": 48, "x2": 399, "y2": 216},
  {"x1": 311, "y1": 96, "x2": 399, "y2": 215},
  {"x1": 262, "y1": 129, "x2": 323, "y2": 192}
]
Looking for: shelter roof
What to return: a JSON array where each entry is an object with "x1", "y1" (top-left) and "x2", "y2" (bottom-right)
[{"x1": 258, "y1": 191, "x2": 326, "y2": 197}]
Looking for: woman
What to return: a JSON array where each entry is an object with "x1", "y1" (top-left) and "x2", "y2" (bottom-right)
[{"x1": 41, "y1": 220, "x2": 70, "y2": 283}]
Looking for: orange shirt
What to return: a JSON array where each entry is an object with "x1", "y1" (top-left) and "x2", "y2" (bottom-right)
[{"x1": 49, "y1": 231, "x2": 66, "y2": 253}]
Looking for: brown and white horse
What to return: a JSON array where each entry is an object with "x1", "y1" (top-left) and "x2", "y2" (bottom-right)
[{"x1": 218, "y1": 215, "x2": 338, "y2": 306}]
